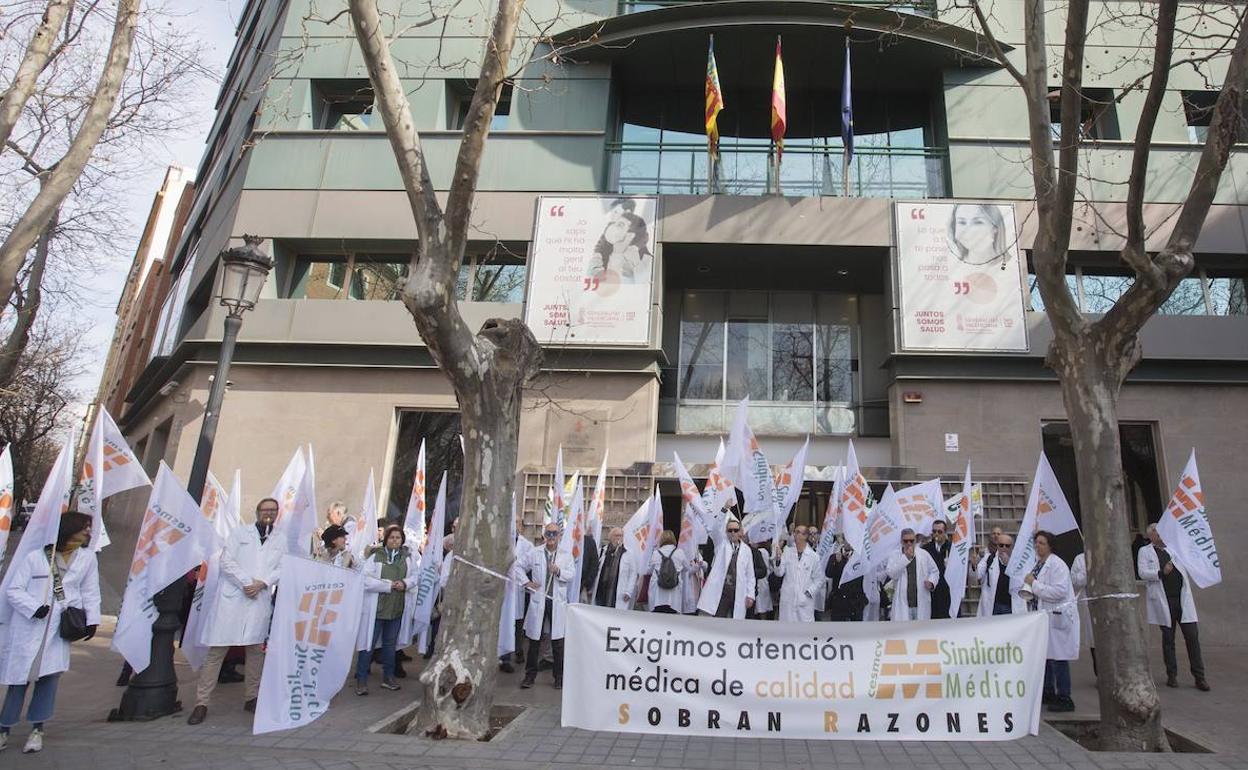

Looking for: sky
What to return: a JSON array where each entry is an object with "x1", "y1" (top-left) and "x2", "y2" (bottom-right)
[{"x1": 69, "y1": 0, "x2": 246, "y2": 422}]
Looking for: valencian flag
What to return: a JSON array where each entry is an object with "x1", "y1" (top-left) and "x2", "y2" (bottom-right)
[
  {"x1": 705, "y1": 35, "x2": 724, "y2": 159},
  {"x1": 770, "y1": 36, "x2": 786, "y2": 161}
]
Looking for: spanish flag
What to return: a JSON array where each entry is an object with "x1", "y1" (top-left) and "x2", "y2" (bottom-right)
[
  {"x1": 706, "y1": 35, "x2": 725, "y2": 160},
  {"x1": 770, "y1": 36, "x2": 786, "y2": 161}
]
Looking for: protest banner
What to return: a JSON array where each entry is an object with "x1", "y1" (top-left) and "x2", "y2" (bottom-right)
[
  {"x1": 254, "y1": 555, "x2": 363, "y2": 734},
  {"x1": 1157, "y1": 450, "x2": 1219, "y2": 588},
  {"x1": 563, "y1": 605, "x2": 1047, "y2": 741}
]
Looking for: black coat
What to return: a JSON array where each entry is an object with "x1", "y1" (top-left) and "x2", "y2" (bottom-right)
[{"x1": 824, "y1": 557, "x2": 867, "y2": 621}]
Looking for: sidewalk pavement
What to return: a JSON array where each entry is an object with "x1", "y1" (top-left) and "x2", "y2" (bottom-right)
[{"x1": 0, "y1": 618, "x2": 1244, "y2": 770}]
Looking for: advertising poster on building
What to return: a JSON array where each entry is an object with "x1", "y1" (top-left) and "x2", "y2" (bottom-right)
[
  {"x1": 894, "y1": 202, "x2": 1029, "y2": 352},
  {"x1": 563, "y1": 604, "x2": 1048, "y2": 741},
  {"x1": 524, "y1": 196, "x2": 658, "y2": 346}
]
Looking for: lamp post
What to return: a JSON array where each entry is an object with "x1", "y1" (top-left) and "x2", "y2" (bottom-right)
[{"x1": 109, "y1": 235, "x2": 272, "y2": 722}]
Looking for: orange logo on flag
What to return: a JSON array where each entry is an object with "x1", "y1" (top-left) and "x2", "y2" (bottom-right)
[
  {"x1": 103, "y1": 442, "x2": 133, "y2": 473},
  {"x1": 1166, "y1": 474, "x2": 1203, "y2": 520},
  {"x1": 296, "y1": 588, "x2": 344, "y2": 646},
  {"x1": 875, "y1": 639, "x2": 942, "y2": 699},
  {"x1": 129, "y1": 508, "x2": 188, "y2": 577}
]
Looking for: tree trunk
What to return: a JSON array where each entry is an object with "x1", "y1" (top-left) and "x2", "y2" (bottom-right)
[
  {"x1": 0, "y1": 0, "x2": 74, "y2": 155},
  {"x1": 0, "y1": 211, "x2": 55, "y2": 391},
  {"x1": 0, "y1": 0, "x2": 139, "y2": 310},
  {"x1": 409, "y1": 318, "x2": 542, "y2": 739},
  {"x1": 1050, "y1": 338, "x2": 1166, "y2": 751}
]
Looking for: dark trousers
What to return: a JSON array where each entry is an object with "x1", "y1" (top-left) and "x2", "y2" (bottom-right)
[
  {"x1": 1161, "y1": 596, "x2": 1205, "y2": 679},
  {"x1": 525, "y1": 599, "x2": 563, "y2": 680},
  {"x1": 1044, "y1": 660, "x2": 1072, "y2": 700}
]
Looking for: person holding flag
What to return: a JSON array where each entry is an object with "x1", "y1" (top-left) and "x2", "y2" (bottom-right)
[
  {"x1": 0, "y1": 511, "x2": 98, "y2": 754},
  {"x1": 354, "y1": 525, "x2": 413, "y2": 695},
  {"x1": 188, "y1": 498, "x2": 283, "y2": 725},
  {"x1": 1022, "y1": 530, "x2": 1078, "y2": 713},
  {"x1": 973, "y1": 532, "x2": 1025, "y2": 616},
  {"x1": 1138, "y1": 523, "x2": 1209, "y2": 691},
  {"x1": 520, "y1": 521, "x2": 574, "y2": 690},
  {"x1": 696, "y1": 515, "x2": 756, "y2": 619},
  {"x1": 773, "y1": 524, "x2": 821, "y2": 622},
  {"x1": 885, "y1": 527, "x2": 938, "y2": 621}
]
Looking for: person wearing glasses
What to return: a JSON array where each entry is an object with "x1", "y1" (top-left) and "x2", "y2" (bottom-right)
[
  {"x1": 885, "y1": 528, "x2": 939, "y2": 622},
  {"x1": 774, "y1": 525, "x2": 822, "y2": 623},
  {"x1": 973, "y1": 533, "x2": 1025, "y2": 616},
  {"x1": 696, "y1": 516, "x2": 756, "y2": 619},
  {"x1": 519, "y1": 523, "x2": 574, "y2": 690},
  {"x1": 189, "y1": 499, "x2": 283, "y2": 725}
]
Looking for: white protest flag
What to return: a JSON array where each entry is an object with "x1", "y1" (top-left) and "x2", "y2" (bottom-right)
[
  {"x1": 411, "y1": 472, "x2": 447, "y2": 633},
  {"x1": 700, "y1": 441, "x2": 736, "y2": 516},
  {"x1": 405, "y1": 440, "x2": 428, "y2": 552},
  {"x1": 725, "y1": 399, "x2": 773, "y2": 514},
  {"x1": 202, "y1": 471, "x2": 233, "y2": 540},
  {"x1": 588, "y1": 453, "x2": 608, "y2": 547},
  {"x1": 1007, "y1": 453, "x2": 1080, "y2": 587},
  {"x1": 497, "y1": 494, "x2": 518, "y2": 659},
  {"x1": 673, "y1": 452, "x2": 708, "y2": 520},
  {"x1": 559, "y1": 478, "x2": 588, "y2": 603},
  {"x1": 746, "y1": 438, "x2": 809, "y2": 542},
  {"x1": 348, "y1": 468, "x2": 379, "y2": 562},
  {"x1": 78, "y1": 408, "x2": 151, "y2": 552},
  {"x1": 839, "y1": 440, "x2": 875, "y2": 550},
  {"x1": 622, "y1": 490, "x2": 662, "y2": 575},
  {"x1": 818, "y1": 464, "x2": 846, "y2": 574},
  {"x1": 0, "y1": 444, "x2": 13, "y2": 566},
  {"x1": 842, "y1": 484, "x2": 903, "y2": 585},
  {"x1": 227, "y1": 470, "x2": 243, "y2": 532},
  {"x1": 271, "y1": 447, "x2": 317, "y2": 556},
  {"x1": 944, "y1": 465, "x2": 975, "y2": 616},
  {"x1": 1157, "y1": 450, "x2": 1220, "y2": 588},
  {"x1": 271, "y1": 446, "x2": 306, "y2": 532},
  {"x1": 0, "y1": 430, "x2": 75, "y2": 625},
  {"x1": 549, "y1": 446, "x2": 566, "y2": 525},
  {"x1": 305, "y1": 444, "x2": 319, "y2": 534},
  {"x1": 182, "y1": 470, "x2": 234, "y2": 669},
  {"x1": 253, "y1": 556, "x2": 363, "y2": 734},
  {"x1": 113, "y1": 463, "x2": 215, "y2": 672},
  {"x1": 895, "y1": 477, "x2": 943, "y2": 537}
]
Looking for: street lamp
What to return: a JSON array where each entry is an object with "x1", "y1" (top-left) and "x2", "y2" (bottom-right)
[{"x1": 109, "y1": 235, "x2": 272, "y2": 722}]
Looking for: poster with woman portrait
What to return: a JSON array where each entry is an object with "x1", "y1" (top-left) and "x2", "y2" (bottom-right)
[
  {"x1": 524, "y1": 195, "x2": 659, "y2": 346},
  {"x1": 893, "y1": 201, "x2": 1029, "y2": 352}
]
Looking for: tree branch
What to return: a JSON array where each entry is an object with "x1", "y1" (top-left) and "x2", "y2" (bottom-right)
[
  {"x1": 0, "y1": 0, "x2": 75, "y2": 156},
  {"x1": 0, "y1": 211, "x2": 56, "y2": 390}
]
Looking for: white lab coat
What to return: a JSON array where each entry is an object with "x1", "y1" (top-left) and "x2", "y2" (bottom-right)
[
  {"x1": 774, "y1": 545, "x2": 822, "y2": 623},
  {"x1": 863, "y1": 563, "x2": 884, "y2": 621},
  {"x1": 647, "y1": 545, "x2": 688, "y2": 612},
  {"x1": 393, "y1": 547, "x2": 424, "y2": 648},
  {"x1": 753, "y1": 549, "x2": 774, "y2": 615},
  {"x1": 1070, "y1": 552, "x2": 1094, "y2": 645},
  {"x1": 354, "y1": 556, "x2": 399, "y2": 652},
  {"x1": 522, "y1": 546, "x2": 574, "y2": 641},
  {"x1": 1137, "y1": 544, "x2": 1198, "y2": 627},
  {"x1": 886, "y1": 548, "x2": 939, "y2": 622},
  {"x1": 1028, "y1": 555, "x2": 1080, "y2": 660},
  {"x1": 510, "y1": 536, "x2": 535, "y2": 621},
  {"x1": 200, "y1": 525, "x2": 283, "y2": 647},
  {"x1": 696, "y1": 540, "x2": 756, "y2": 619},
  {"x1": 974, "y1": 552, "x2": 1027, "y2": 616},
  {"x1": 0, "y1": 548, "x2": 101, "y2": 685},
  {"x1": 681, "y1": 556, "x2": 704, "y2": 614}
]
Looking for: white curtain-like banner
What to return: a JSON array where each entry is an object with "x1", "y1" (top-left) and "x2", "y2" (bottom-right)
[{"x1": 563, "y1": 605, "x2": 1048, "y2": 741}]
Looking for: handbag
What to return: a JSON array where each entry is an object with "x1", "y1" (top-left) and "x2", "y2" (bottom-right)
[{"x1": 49, "y1": 552, "x2": 91, "y2": 642}]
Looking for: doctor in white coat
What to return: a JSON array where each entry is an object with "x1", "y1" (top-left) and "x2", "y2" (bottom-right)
[
  {"x1": 1022, "y1": 530, "x2": 1079, "y2": 712},
  {"x1": 696, "y1": 516, "x2": 756, "y2": 619},
  {"x1": 591, "y1": 528, "x2": 637, "y2": 609},
  {"x1": 972, "y1": 534, "x2": 1027, "y2": 616},
  {"x1": 1069, "y1": 551, "x2": 1095, "y2": 673},
  {"x1": 1138, "y1": 524, "x2": 1208, "y2": 691},
  {"x1": 502, "y1": 522, "x2": 535, "y2": 671},
  {"x1": 189, "y1": 499, "x2": 284, "y2": 725},
  {"x1": 647, "y1": 531, "x2": 688, "y2": 613},
  {"x1": 0, "y1": 512, "x2": 100, "y2": 754},
  {"x1": 520, "y1": 522, "x2": 574, "y2": 690},
  {"x1": 774, "y1": 525, "x2": 822, "y2": 623},
  {"x1": 886, "y1": 528, "x2": 939, "y2": 622}
]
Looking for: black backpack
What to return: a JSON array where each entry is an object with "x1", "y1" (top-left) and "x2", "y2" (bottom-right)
[{"x1": 657, "y1": 549, "x2": 680, "y2": 590}]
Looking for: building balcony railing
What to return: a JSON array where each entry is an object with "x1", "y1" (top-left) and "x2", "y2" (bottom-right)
[
  {"x1": 607, "y1": 141, "x2": 948, "y2": 198},
  {"x1": 617, "y1": 0, "x2": 937, "y2": 17}
]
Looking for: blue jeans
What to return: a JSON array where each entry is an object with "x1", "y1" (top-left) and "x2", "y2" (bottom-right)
[
  {"x1": 356, "y1": 616, "x2": 401, "y2": 683},
  {"x1": 1044, "y1": 659, "x2": 1072, "y2": 698},
  {"x1": 0, "y1": 674, "x2": 60, "y2": 731}
]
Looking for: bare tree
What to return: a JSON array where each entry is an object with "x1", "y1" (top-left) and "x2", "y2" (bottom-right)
[
  {"x1": 348, "y1": 0, "x2": 544, "y2": 739},
  {"x1": 968, "y1": 0, "x2": 1248, "y2": 751},
  {"x1": 0, "y1": 0, "x2": 140, "y2": 316},
  {"x1": 0, "y1": 0, "x2": 74, "y2": 153}
]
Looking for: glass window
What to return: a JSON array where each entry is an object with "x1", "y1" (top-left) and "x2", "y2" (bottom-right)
[
  {"x1": 1079, "y1": 271, "x2": 1134, "y2": 314},
  {"x1": 1157, "y1": 277, "x2": 1208, "y2": 315},
  {"x1": 771, "y1": 293, "x2": 813, "y2": 402},
  {"x1": 726, "y1": 319, "x2": 770, "y2": 400},
  {"x1": 1048, "y1": 87, "x2": 1119, "y2": 140},
  {"x1": 1028, "y1": 273, "x2": 1080, "y2": 312},
  {"x1": 387, "y1": 410, "x2": 463, "y2": 524},
  {"x1": 470, "y1": 251, "x2": 527, "y2": 303},
  {"x1": 354, "y1": 258, "x2": 408, "y2": 301},
  {"x1": 679, "y1": 291, "x2": 725, "y2": 400},
  {"x1": 447, "y1": 80, "x2": 512, "y2": 131},
  {"x1": 816, "y1": 294, "x2": 856, "y2": 403},
  {"x1": 294, "y1": 258, "x2": 353, "y2": 299},
  {"x1": 1207, "y1": 272, "x2": 1247, "y2": 315},
  {"x1": 312, "y1": 80, "x2": 375, "y2": 131}
]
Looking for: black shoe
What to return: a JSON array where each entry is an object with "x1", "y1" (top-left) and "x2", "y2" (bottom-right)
[
  {"x1": 244, "y1": 698, "x2": 257, "y2": 713},
  {"x1": 519, "y1": 675, "x2": 535, "y2": 689},
  {"x1": 187, "y1": 705, "x2": 207, "y2": 725},
  {"x1": 499, "y1": 662, "x2": 515, "y2": 673},
  {"x1": 1049, "y1": 698, "x2": 1075, "y2": 713},
  {"x1": 553, "y1": 678, "x2": 563, "y2": 690},
  {"x1": 1196, "y1": 678, "x2": 1211, "y2": 692},
  {"x1": 396, "y1": 649, "x2": 412, "y2": 662},
  {"x1": 1166, "y1": 675, "x2": 1178, "y2": 688},
  {"x1": 1042, "y1": 693, "x2": 1056, "y2": 705},
  {"x1": 394, "y1": 661, "x2": 407, "y2": 679}
]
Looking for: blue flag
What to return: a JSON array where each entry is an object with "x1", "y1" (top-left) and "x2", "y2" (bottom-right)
[{"x1": 841, "y1": 40, "x2": 853, "y2": 163}]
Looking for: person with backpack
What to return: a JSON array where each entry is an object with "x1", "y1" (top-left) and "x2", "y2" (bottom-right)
[{"x1": 647, "y1": 530, "x2": 687, "y2": 614}]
